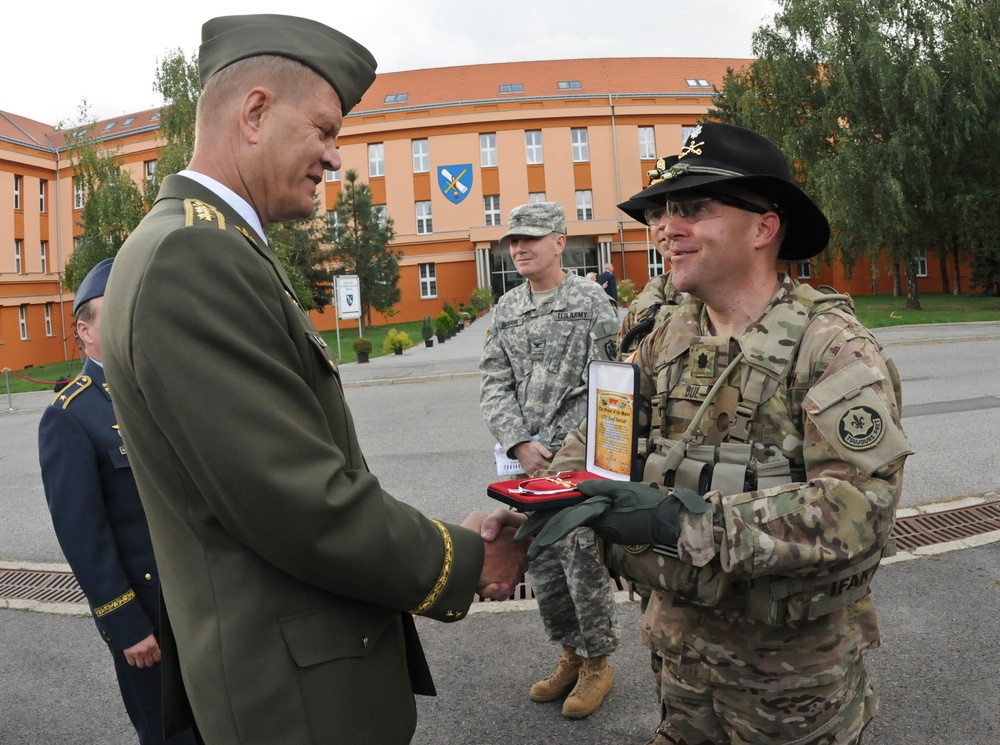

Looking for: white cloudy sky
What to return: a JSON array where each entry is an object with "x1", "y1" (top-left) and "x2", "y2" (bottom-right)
[{"x1": 4, "y1": 0, "x2": 780, "y2": 125}]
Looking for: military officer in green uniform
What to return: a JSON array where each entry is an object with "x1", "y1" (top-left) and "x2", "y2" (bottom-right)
[{"x1": 101, "y1": 15, "x2": 526, "y2": 745}]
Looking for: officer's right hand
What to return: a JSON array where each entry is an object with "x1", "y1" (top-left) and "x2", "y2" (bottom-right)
[{"x1": 523, "y1": 480, "x2": 710, "y2": 560}]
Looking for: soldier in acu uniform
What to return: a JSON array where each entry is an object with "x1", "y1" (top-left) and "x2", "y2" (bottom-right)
[
  {"x1": 480, "y1": 202, "x2": 622, "y2": 719},
  {"x1": 38, "y1": 259, "x2": 197, "y2": 745},
  {"x1": 521, "y1": 123, "x2": 912, "y2": 745}
]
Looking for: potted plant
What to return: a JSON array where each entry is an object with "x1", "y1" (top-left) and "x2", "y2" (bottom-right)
[
  {"x1": 460, "y1": 311, "x2": 471, "y2": 328},
  {"x1": 352, "y1": 337, "x2": 372, "y2": 364},
  {"x1": 469, "y1": 287, "x2": 493, "y2": 318},
  {"x1": 421, "y1": 315, "x2": 434, "y2": 348},
  {"x1": 434, "y1": 312, "x2": 453, "y2": 343},
  {"x1": 383, "y1": 328, "x2": 414, "y2": 356},
  {"x1": 617, "y1": 278, "x2": 637, "y2": 308},
  {"x1": 443, "y1": 302, "x2": 461, "y2": 334}
]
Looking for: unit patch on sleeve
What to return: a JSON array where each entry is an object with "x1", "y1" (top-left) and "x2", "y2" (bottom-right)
[{"x1": 837, "y1": 405, "x2": 885, "y2": 450}]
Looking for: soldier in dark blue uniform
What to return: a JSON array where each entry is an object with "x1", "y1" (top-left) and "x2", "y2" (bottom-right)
[{"x1": 38, "y1": 258, "x2": 196, "y2": 745}]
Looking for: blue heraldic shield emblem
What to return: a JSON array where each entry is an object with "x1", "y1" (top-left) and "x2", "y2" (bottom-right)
[{"x1": 438, "y1": 164, "x2": 473, "y2": 204}]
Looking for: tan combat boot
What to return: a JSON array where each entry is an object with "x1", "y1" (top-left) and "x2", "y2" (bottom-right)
[
  {"x1": 529, "y1": 645, "x2": 583, "y2": 702},
  {"x1": 561, "y1": 655, "x2": 613, "y2": 718}
]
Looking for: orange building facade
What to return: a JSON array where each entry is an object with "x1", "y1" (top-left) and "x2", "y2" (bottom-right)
[{"x1": 0, "y1": 57, "x2": 968, "y2": 371}]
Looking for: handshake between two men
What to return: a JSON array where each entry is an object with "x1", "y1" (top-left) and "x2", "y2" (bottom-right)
[{"x1": 464, "y1": 481, "x2": 710, "y2": 600}]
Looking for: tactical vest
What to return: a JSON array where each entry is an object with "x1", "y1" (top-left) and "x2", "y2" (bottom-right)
[{"x1": 626, "y1": 283, "x2": 893, "y2": 627}]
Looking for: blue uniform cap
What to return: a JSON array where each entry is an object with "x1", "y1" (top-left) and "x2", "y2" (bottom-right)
[{"x1": 72, "y1": 258, "x2": 114, "y2": 316}]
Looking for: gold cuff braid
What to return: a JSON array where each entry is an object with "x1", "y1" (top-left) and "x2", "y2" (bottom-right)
[
  {"x1": 94, "y1": 588, "x2": 136, "y2": 617},
  {"x1": 409, "y1": 520, "x2": 453, "y2": 615}
]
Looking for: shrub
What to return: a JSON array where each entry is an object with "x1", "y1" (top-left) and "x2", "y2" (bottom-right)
[
  {"x1": 382, "y1": 328, "x2": 414, "y2": 352},
  {"x1": 434, "y1": 312, "x2": 454, "y2": 336},
  {"x1": 442, "y1": 301, "x2": 460, "y2": 327},
  {"x1": 352, "y1": 337, "x2": 373, "y2": 354},
  {"x1": 617, "y1": 278, "x2": 637, "y2": 306},
  {"x1": 421, "y1": 315, "x2": 434, "y2": 340},
  {"x1": 469, "y1": 286, "x2": 494, "y2": 314}
]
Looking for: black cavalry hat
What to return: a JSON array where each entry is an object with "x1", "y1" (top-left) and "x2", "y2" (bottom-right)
[{"x1": 617, "y1": 122, "x2": 830, "y2": 260}]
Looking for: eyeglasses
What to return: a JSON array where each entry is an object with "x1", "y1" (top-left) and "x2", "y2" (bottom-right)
[{"x1": 643, "y1": 195, "x2": 777, "y2": 224}]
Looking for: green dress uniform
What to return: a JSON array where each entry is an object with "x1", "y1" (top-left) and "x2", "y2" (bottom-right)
[{"x1": 101, "y1": 174, "x2": 483, "y2": 745}]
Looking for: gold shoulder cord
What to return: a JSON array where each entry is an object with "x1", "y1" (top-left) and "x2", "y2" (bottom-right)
[{"x1": 409, "y1": 520, "x2": 453, "y2": 615}]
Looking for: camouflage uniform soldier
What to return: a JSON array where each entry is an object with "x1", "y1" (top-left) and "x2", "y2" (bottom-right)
[
  {"x1": 525, "y1": 123, "x2": 912, "y2": 744},
  {"x1": 480, "y1": 202, "x2": 621, "y2": 719}
]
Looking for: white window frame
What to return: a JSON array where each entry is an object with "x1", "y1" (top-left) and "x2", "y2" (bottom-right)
[
  {"x1": 528, "y1": 192, "x2": 547, "y2": 204},
  {"x1": 39, "y1": 180, "x2": 47, "y2": 212},
  {"x1": 74, "y1": 177, "x2": 84, "y2": 209},
  {"x1": 648, "y1": 248, "x2": 665, "y2": 277},
  {"x1": 419, "y1": 263, "x2": 437, "y2": 299},
  {"x1": 327, "y1": 211, "x2": 341, "y2": 241},
  {"x1": 40, "y1": 241, "x2": 48, "y2": 274},
  {"x1": 368, "y1": 143, "x2": 385, "y2": 178},
  {"x1": 14, "y1": 239, "x2": 23, "y2": 274},
  {"x1": 412, "y1": 139, "x2": 429, "y2": 173},
  {"x1": 415, "y1": 201, "x2": 432, "y2": 235},
  {"x1": 681, "y1": 125, "x2": 698, "y2": 146},
  {"x1": 325, "y1": 168, "x2": 341, "y2": 182},
  {"x1": 575, "y1": 190, "x2": 594, "y2": 221},
  {"x1": 19, "y1": 305, "x2": 28, "y2": 340},
  {"x1": 484, "y1": 195, "x2": 501, "y2": 226},
  {"x1": 480, "y1": 133, "x2": 497, "y2": 167},
  {"x1": 44, "y1": 303, "x2": 53, "y2": 336},
  {"x1": 374, "y1": 204, "x2": 388, "y2": 229},
  {"x1": 571, "y1": 128, "x2": 589, "y2": 162},
  {"x1": 796, "y1": 260, "x2": 812, "y2": 279},
  {"x1": 13, "y1": 175, "x2": 21, "y2": 210},
  {"x1": 144, "y1": 160, "x2": 157, "y2": 182},
  {"x1": 525, "y1": 130, "x2": 543, "y2": 164},
  {"x1": 639, "y1": 126, "x2": 656, "y2": 159},
  {"x1": 916, "y1": 254, "x2": 928, "y2": 277}
]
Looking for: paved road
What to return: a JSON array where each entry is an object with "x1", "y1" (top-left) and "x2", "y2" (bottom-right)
[{"x1": 2, "y1": 316, "x2": 999, "y2": 743}]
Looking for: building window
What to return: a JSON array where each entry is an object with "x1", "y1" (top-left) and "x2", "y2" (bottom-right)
[
  {"x1": 681, "y1": 125, "x2": 698, "y2": 145},
  {"x1": 557, "y1": 80, "x2": 582, "y2": 90},
  {"x1": 373, "y1": 205, "x2": 388, "y2": 229},
  {"x1": 144, "y1": 160, "x2": 157, "y2": 181},
  {"x1": 368, "y1": 143, "x2": 385, "y2": 178},
  {"x1": 796, "y1": 260, "x2": 812, "y2": 279},
  {"x1": 525, "y1": 130, "x2": 543, "y2": 164},
  {"x1": 44, "y1": 304, "x2": 53, "y2": 336},
  {"x1": 528, "y1": 192, "x2": 547, "y2": 204},
  {"x1": 13, "y1": 175, "x2": 22, "y2": 210},
  {"x1": 499, "y1": 83, "x2": 523, "y2": 93},
  {"x1": 571, "y1": 128, "x2": 589, "y2": 162},
  {"x1": 14, "y1": 239, "x2": 23, "y2": 274},
  {"x1": 327, "y1": 211, "x2": 341, "y2": 242},
  {"x1": 639, "y1": 127, "x2": 656, "y2": 159},
  {"x1": 39, "y1": 180, "x2": 47, "y2": 212},
  {"x1": 40, "y1": 241, "x2": 48, "y2": 274},
  {"x1": 19, "y1": 306, "x2": 28, "y2": 340},
  {"x1": 123, "y1": 116, "x2": 136, "y2": 126},
  {"x1": 74, "y1": 177, "x2": 84, "y2": 209},
  {"x1": 480, "y1": 133, "x2": 497, "y2": 167},
  {"x1": 415, "y1": 201, "x2": 432, "y2": 234},
  {"x1": 419, "y1": 263, "x2": 437, "y2": 298},
  {"x1": 916, "y1": 254, "x2": 928, "y2": 277},
  {"x1": 383, "y1": 92, "x2": 409, "y2": 103},
  {"x1": 325, "y1": 168, "x2": 341, "y2": 182},
  {"x1": 484, "y1": 195, "x2": 501, "y2": 226},
  {"x1": 648, "y1": 248, "x2": 665, "y2": 277},
  {"x1": 575, "y1": 190, "x2": 593, "y2": 221},
  {"x1": 685, "y1": 78, "x2": 711, "y2": 88},
  {"x1": 412, "y1": 139, "x2": 429, "y2": 173}
]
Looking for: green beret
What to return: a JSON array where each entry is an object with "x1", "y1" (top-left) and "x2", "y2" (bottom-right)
[{"x1": 199, "y1": 14, "x2": 378, "y2": 114}]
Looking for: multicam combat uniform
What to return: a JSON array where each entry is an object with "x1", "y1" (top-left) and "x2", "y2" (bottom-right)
[
  {"x1": 615, "y1": 271, "x2": 684, "y2": 359},
  {"x1": 480, "y1": 272, "x2": 621, "y2": 658},
  {"x1": 551, "y1": 275, "x2": 912, "y2": 743}
]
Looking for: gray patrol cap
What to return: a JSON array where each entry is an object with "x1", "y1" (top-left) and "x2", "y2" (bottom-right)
[
  {"x1": 199, "y1": 14, "x2": 378, "y2": 114},
  {"x1": 72, "y1": 258, "x2": 114, "y2": 316},
  {"x1": 500, "y1": 202, "x2": 567, "y2": 242}
]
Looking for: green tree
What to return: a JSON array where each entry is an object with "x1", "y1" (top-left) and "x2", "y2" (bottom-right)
[
  {"x1": 148, "y1": 48, "x2": 200, "y2": 204},
  {"x1": 62, "y1": 102, "x2": 146, "y2": 291},
  {"x1": 267, "y1": 197, "x2": 335, "y2": 311},
  {"x1": 711, "y1": 0, "x2": 1000, "y2": 307},
  {"x1": 328, "y1": 169, "x2": 401, "y2": 326}
]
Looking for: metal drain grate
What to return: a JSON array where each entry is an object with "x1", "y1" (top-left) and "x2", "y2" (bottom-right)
[
  {"x1": 4, "y1": 503, "x2": 999, "y2": 608},
  {"x1": 891, "y1": 501, "x2": 1000, "y2": 552},
  {"x1": 0, "y1": 569, "x2": 88, "y2": 604}
]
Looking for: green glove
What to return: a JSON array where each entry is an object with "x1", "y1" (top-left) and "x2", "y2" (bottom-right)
[{"x1": 525, "y1": 480, "x2": 709, "y2": 560}]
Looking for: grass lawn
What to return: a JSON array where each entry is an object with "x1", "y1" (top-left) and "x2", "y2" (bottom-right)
[{"x1": 5, "y1": 293, "x2": 998, "y2": 395}]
